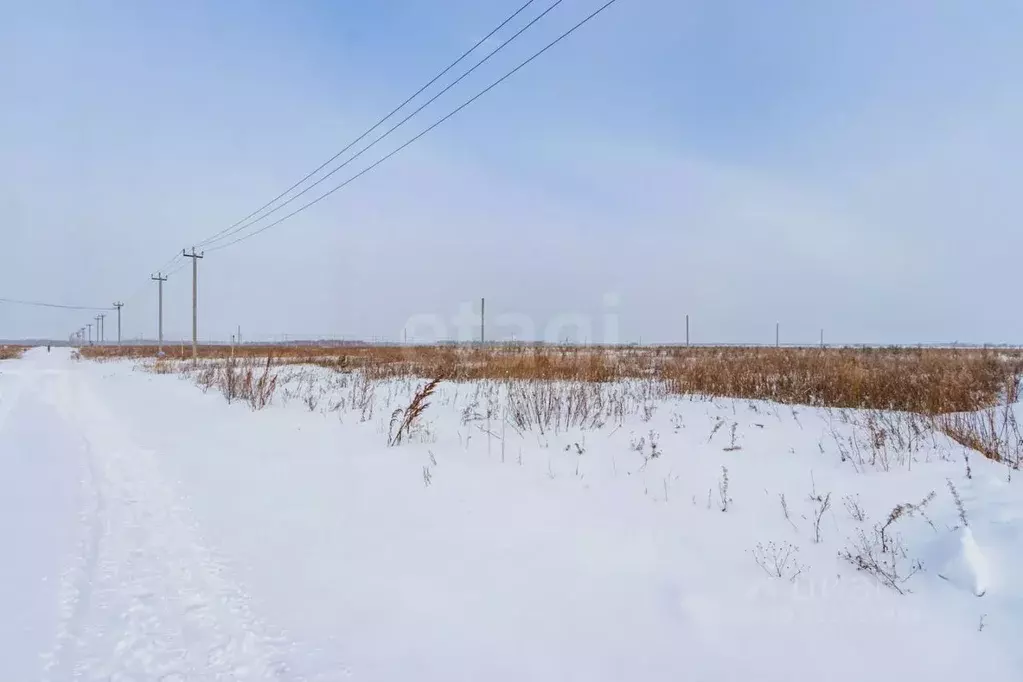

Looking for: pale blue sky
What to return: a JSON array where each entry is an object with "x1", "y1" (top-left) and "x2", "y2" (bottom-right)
[{"x1": 2, "y1": 1, "x2": 1021, "y2": 343}]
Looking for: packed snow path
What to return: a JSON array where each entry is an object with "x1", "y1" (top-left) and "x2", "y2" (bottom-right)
[
  {"x1": 0, "y1": 350, "x2": 324, "y2": 681},
  {"x1": 1, "y1": 348, "x2": 1020, "y2": 681}
]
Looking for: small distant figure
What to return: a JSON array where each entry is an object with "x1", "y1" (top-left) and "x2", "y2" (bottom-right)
[{"x1": 47, "y1": 345, "x2": 51, "y2": 352}]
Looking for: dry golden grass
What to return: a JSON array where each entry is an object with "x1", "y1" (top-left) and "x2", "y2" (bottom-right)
[
  {"x1": 937, "y1": 404, "x2": 1022, "y2": 466},
  {"x1": 0, "y1": 345, "x2": 27, "y2": 360},
  {"x1": 79, "y1": 344, "x2": 1023, "y2": 416},
  {"x1": 660, "y1": 347, "x2": 1023, "y2": 415}
]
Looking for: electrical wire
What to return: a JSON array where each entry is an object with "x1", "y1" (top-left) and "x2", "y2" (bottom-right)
[
  {"x1": 0, "y1": 297, "x2": 113, "y2": 311},
  {"x1": 64, "y1": 0, "x2": 619, "y2": 336},
  {"x1": 207, "y1": 0, "x2": 622, "y2": 253},
  {"x1": 165, "y1": 260, "x2": 189, "y2": 278},
  {"x1": 111, "y1": 251, "x2": 184, "y2": 314},
  {"x1": 194, "y1": 0, "x2": 543, "y2": 250},
  {"x1": 102, "y1": 0, "x2": 551, "y2": 318},
  {"x1": 200, "y1": 0, "x2": 565, "y2": 250},
  {"x1": 150, "y1": 251, "x2": 184, "y2": 277}
]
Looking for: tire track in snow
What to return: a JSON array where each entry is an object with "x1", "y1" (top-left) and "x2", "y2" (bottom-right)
[
  {"x1": 40, "y1": 430, "x2": 103, "y2": 682},
  {"x1": 24, "y1": 366, "x2": 106, "y2": 682},
  {"x1": 44, "y1": 365, "x2": 326, "y2": 680}
]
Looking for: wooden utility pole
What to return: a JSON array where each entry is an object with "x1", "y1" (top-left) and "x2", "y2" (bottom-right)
[
  {"x1": 99, "y1": 314, "x2": 106, "y2": 344},
  {"x1": 183, "y1": 248, "x2": 204, "y2": 359},
  {"x1": 151, "y1": 272, "x2": 167, "y2": 355},
  {"x1": 113, "y1": 302, "x2": 124, "y2": 346},
  {"x1": 87, "y1": 322, "x2": 93, "y2": 345}
]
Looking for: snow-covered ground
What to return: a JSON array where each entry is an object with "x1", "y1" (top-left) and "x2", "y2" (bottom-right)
[{"x1": 2, "y1": 347, "x2": 1021, "y2": 680}]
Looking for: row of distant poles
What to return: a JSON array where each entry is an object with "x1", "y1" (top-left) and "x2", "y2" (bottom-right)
[
  {"x1": 474, "y1": 300, "x2": 823, "y2": 348},
  {"x1": 71, "y1": 289, "x2": 824, "y2": 352},
  {"x1": 71, "y1": 248, "x2": 204, "y2": 357},
  {"x1": 71, "y1": 303, "x2": 122, "y2": 347}
]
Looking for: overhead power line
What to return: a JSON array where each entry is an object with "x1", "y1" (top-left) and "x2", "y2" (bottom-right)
[
  {"x1": 165, "y1": 260, "x2": 190, "y2": 278},
  {"x1": 203, "y1": 0, "x2": 566, "y2": 250},
  {"x1": 109, "y1": 0, "x2": 554, "y2": 309},
  {"x1": 0, "y1": 297, "x2": 113, "y2": 311},
  {"x1": 151, "y1": 251, "x2": 185, "y2": 277},
  {"x1": 195, "y1": 0, "x2": 544, "y2": 250},
  {"x1": 206, "y1": 0, "x2": 623, "y2": 253},
  {"x1": 66, "y1": 0, "x2": 621, "y2": 338},
  {"x1": 113, "y1": 250, "x2": 187, "y2": 313}
]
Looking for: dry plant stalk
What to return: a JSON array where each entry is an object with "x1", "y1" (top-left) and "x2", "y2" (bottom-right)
[
  {"x1": 244, "y1": 355, "x2": 279, "y2": 410},
  {"x1": 389, "y1": 376, "x2": 443, "y2": 446},
  {"x1": 840, "y1": 492, "x2": 935, "y2": 594},
  {"x1": 937, "y1": 402, "x2": 1022, "y2": 463}
]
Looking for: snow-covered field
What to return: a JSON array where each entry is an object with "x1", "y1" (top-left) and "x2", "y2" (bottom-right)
[{"x1": 2, "y1": 348, "x2": 1021, "y2": 681}]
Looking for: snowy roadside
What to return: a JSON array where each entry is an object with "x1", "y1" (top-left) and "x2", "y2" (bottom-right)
[{"x1": 68, "y1": 351, "x2": 1023, "y2": 680}]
